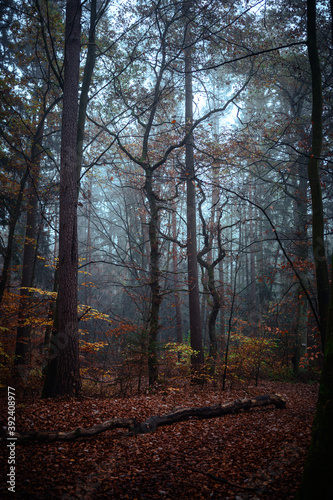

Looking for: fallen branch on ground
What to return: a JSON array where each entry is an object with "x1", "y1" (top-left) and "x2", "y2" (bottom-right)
[
  {"x1": 9, "y1": 393, "x2": 286, "y2": 443},
  {"x1": 188, "y1": 467, "x2": 257, "y2": 491}
]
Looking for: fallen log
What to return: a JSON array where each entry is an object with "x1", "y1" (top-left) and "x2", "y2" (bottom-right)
[{"x1": 10, "y1": 393, "x2": 286, "y2": 443}]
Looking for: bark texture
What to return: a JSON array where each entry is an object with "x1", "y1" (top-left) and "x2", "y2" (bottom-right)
[
  {"x1": 295, "y1": 259, "x2": 333, "y2": 500},
  {"x1": 295, "y1": 2, "x2": 333, "y2": 497},
  {"x1": 0, "y1": 167, "x2": 29, "y2": 309},
  {"x1": 172, "y1": 201, "x2": 183, "y2": 350},
  {"x1": 14, "y1": 120, "x2": 44, "y2": 369},
  {"x1": 77, "y1": 0, "x2": 96, "y2": 186},
  {"x1": 306, "y1": 0, "x2": 329, "y2": 350},
  {"x1": 197, "y1": 189, "x2": 225, "y2": 369},
  {"x1": 42, "y1": 0, "x2": 82, "y2": 397},
  {"x1": 145, "y1": 169, "x2": 162, "y2": 386},
  {"x1": 183, "y1": 1, "x2": 204, "y2": 376}
]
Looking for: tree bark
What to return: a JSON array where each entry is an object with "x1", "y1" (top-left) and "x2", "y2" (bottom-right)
[
  {"x1": 0, "y1": 166, "x2": 29, "y2": 309},
  {"x1": 14, "y1": 119, "x2": 44, "y2": 370},
  {"x1": 248, "y1": 178, "x2": 257, "y2": 323},
  {"x1": 77, "y1": 0, "x2": 97, "y2": 188},
  {"x1": 219, "y1": 260, "x2": 225, "y2": 343},
  {"x1": 197, "y1": 190, "x2": 225, "y2": 372},
  {"x1": 293, "y1": 158, "x2": 309, "y2": 372},
  {"x1": 183, "y1": 1, "x2": 204, "y2": 378},
  {"x1": 11, "y1": 394, "x2": 286, "y2": 443},
  {"x1": 145, "y1": 169, "x2": 162, "y2": 386},
  {"x1": 295, "y1": 2, "x2": 333, "y2": 496},
  {"x1": 42, "y1": 0, "x2": 82, "y2": 397},
  {"x1": 295, "y1": 258, "x2": 333, "y2": 500},
  {"x1": 172, "y1": 200, "x2": 183, "y2": 351},
  {"x1": 306, "y1": 0, "x2": 329, "y2": 351}
]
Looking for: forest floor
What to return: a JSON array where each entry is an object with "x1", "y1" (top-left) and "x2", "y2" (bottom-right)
[{"x1": 0, "y1": 380, "x2": 318, "y2": 499}]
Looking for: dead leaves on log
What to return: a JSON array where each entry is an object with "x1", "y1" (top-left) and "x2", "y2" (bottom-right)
[{"x1": 11, "y1": 393, "x2": 285, "y2": 443}]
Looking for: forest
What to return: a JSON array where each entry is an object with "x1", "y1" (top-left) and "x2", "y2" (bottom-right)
[{"x1": 0, "y1": 0, "x2": 333, "y2": 498}]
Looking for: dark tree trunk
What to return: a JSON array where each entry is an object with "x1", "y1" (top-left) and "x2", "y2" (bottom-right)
[
  {"x1": 183, "y1": 1, "x2": 204, "y2": 378},
  {"x1": 42, "y1": 0, "x2": 82, "y2": 398},
  {"x1": 44, "y1": 0, "x2": 97, "y2": 362},
  {"x1": 306, "y1": 0, "x2": 329, "y2": 351},
  {"x1": 296, "y1": 259, "x2": 333, "y2": 500},
  {"x1": 77, "y1": 0, "x2": 96, "y2": 187},
  {"x1": 219, "y1": 260, "x2": 225, "y2": 343},
  {"x1": 0, "y1": 167, "x2": 29, "y2": 310},
  {"x1": 14, "y1": 120, "x2": 44, "y2": 370},
  {"x1": 145, "y1": 169, "x2": 162, "y2": 386},
  {"x1": 295, "y1": 2, "x2": 333, "y2": 497},
  {"x1": 206, "y1": 267, "x2": 220, "y2": 361},
  {"x1": 172, "y1": 202, "x2": 183, "y2": 351},
  {"x1": 197, "y1": 190, "x2": 225, "y2": 373},
  {"x1": 293, "y1": 157, "x2": 309, "y2": 372},
  {"x1": 248, "y1": 180, "x2": 257, "y2": 323}
]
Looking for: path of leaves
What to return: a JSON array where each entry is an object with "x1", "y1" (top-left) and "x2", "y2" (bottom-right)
[{"x1": 0, "y1": 381, "x2": 318, "y2": 499}]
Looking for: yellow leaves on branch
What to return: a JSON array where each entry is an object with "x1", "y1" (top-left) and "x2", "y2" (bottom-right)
[
  {"x1": 19, "y1": 288, "x2": 112, "y2": 323},
  {"x1": 79, "y1": 339, "x2": 108, "y2": 353},
  {"x1": 77, "y1": 305, "x2": 111, "y2": 323},
  {"x1": 20, "y1": 288, "x2": 110, "y2": 321},
  {"x1": 20, "y1": 287, "x2": 57, "y2": 298},
  {"x1": 80, "y1": 281, "x2": 96, "y2": 287},
  {"x1": 164, "y1": 342, "x2": 198, "y2": 363}
]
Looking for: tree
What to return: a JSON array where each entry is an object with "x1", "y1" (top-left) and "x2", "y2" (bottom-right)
[
  {"x1": 295, "y1": 262, "x2": 333, "y2": 499},
  {"x1": 12, "y1": 3, "x2": 64, "y2": 368},
  {"x1": 171, "y1": 199, "x2": 183, "y2": 350},
  {"x1": 14, "y1": 117, "x2": 45, "y2": 370},
  {"x1": 295, "y1": 0, "x2": 333, "y2": 497},
  {"x1": 183, "y1": 0, "x2": 204, "y2": 378},
  {"x1": 75, "y1": 0, "x2": 255, "y2": 385},
  {"x1": 197, "y1": 185, "x2": 225, "y2": 372},
  {"x1": 42, "y1": 0, "x2": 82, "y2": 397},
  {"x1": 305, "y1": 0, "x2": 329, "y2": 351}
]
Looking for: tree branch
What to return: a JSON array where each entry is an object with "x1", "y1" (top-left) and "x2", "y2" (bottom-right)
[{"x1": 10, "y1": 394, "x2": 285, "y2": 443}]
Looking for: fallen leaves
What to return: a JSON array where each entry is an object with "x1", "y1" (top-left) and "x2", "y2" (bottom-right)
[{"x1": 0, "y1": 381, "x2": 317, "y2": 499}]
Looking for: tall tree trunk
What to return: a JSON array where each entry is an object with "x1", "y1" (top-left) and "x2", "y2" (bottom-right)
[
  {"x1": 14, "y1": 119, "x2": 44, "y2": 371},
  {"x1": 295, "y1": 2, "x2": 333, "y2": 497},
  {"x1": 197, "y1": 225, "x2": 225, "y2": 373},
  {"x1": 219, "y1": 260, "x2": 225, "y2": 344},
  {"x1": 145, "y1": 169, "x2": 162, "y2": 386},
  {"x1": 248, "y1": 178, "x2": 257, "y2": 323},
  {"x1": 306, "y1": 0, "x2": 329, "y2": 351},
  {"x1": 77, "y1": 0, "x2": 97, "y2": 187},
  {"x1": 43, "y1": 205, "x2": 59, "y2": 357},
  {"x1": 296, "y1": 258, "x2": 333, "y2": 500},
  {"x1": 0, "y1": 167, "x2": 29, "y2": 310},
  {"x1": 42, "y1": 0, "x2": 82, "y2": 397},
  {"x1": 43, "y1": 0, "x2": 97, "y2": 360},
  {"x1": 172, "y1": 201, "x2": 182, "y2": 352},
  {"x1": 293, "y1": 158, "x2": 309, "y2": 372},
  {"x1": 206, "y1": 266, "x2": 220, "y2": 364},
  {"x1": 84, "y1": 176, "x2": 92, "y2": 309},
  {"x1": 183, "y1": 1, "x2": 204, "y2": 378}
]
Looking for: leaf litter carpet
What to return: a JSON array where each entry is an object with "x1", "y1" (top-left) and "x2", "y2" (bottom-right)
[{"x1": 0, "y1": 381, "x2": 317, "y2": 499}]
